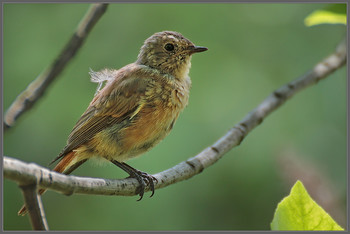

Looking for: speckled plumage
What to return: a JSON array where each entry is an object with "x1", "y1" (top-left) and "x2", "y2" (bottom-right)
[
  {"x1": 18, "y1": 31, "x2": 207, "y2": 215},
  {"x1": 53, "y1": 31, "x2": 207, "y2": 168}
]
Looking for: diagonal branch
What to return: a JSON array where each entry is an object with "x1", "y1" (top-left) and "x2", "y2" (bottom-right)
[
  {"x1": 4, "y1": 38, "x2": 346, "y2": 198},
  {"x1": 3, "y1": 3, "x2": 109, "y2": 131},
  {"x1": 19, "y1": 184, "x2": 49, "y2": 230}
]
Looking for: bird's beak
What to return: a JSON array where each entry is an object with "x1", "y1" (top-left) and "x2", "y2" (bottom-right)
[{"x1": 189, "y1": 45, "x2": 208, "y2": 54}]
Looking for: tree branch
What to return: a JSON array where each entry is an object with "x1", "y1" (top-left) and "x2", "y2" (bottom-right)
[
  {"x1": 4, "y1": 38, "x2": 346, "y2": 198},
  {"x1": 19, "y1": 184, "x2": 49, "y2": 230},
  {"x1": 3, "y1": 3, "x2": 109, "y2": 132}
]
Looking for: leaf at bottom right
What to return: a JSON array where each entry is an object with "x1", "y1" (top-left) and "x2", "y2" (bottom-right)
[{"x1": 271, "y1": 180, "x2": 344, "y2": 231}]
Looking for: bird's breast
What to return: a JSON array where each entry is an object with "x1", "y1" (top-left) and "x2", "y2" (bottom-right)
[
  {"x1": 90, "y1": 76, "x2": 191, "y2": 162},
  {"x1": 120, "y1": 79, "x2": 190, "y2": 159}
]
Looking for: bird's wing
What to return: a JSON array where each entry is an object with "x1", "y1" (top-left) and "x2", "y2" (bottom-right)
[{"x1": 51, "y1": 71, "x2": 149, "y2": 164}]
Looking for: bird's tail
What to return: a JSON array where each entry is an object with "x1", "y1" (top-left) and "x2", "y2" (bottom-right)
[{"x1": 18, "y1": 151, "x2": 87, "y2": 216}]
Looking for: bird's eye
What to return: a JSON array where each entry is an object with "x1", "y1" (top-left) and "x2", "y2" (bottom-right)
[{"x1": 164, "y1": 43, "x2": 175, "y2": 52}]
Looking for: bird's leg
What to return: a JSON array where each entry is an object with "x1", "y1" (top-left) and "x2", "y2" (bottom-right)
[{"x1": 110, "y1": 160, "x2": 157, "y2": 201}]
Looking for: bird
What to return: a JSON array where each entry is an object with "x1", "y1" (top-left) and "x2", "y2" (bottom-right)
[{"x1": 18, "y1": 31, "x2": 207, "y2": 215}]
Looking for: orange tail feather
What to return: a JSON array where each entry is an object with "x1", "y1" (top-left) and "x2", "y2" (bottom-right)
[
  {"x1": 18, "y1": 151, "x2": 83, "y2": 216},
  {"x1": 52, "y1": 151, "x2": 77, "y2": 174}
]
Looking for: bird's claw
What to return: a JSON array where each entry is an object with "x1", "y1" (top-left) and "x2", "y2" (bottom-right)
[{"x1": 130, "y1": 170, "x2": 157, "y2": 201}]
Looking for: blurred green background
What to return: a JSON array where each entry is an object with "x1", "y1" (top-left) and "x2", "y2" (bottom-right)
[{"x1": 3, "y1": 3, "x2": 347, "y2": 231}]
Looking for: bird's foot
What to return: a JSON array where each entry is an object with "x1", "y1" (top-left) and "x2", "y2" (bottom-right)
[{"x1": 130, "y1": 170, "x2": 158, "y2": 201}]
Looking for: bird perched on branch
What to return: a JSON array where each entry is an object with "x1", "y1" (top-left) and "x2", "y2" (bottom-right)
[{"x1": 18, "y1": 31, "x2": 207, "y2": 216}]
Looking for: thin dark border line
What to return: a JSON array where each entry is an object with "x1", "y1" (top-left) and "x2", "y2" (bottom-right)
[{"x1": 1, "y1": 1, "x2": 348, "y2": 232}]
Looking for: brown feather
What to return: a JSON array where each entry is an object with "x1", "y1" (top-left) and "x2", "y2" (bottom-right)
[{"x1": 51, "y1": 65, "x2": 149, "y2": 164}]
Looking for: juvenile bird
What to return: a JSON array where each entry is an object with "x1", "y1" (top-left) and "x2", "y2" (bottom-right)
[{"x1": 18, "y1": 31, "x2": 207, "y2": 215}]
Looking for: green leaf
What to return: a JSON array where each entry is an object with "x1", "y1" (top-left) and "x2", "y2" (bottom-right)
[
  {"x1": 271, "y1": 180, "x2": 344, "y2": 231},
  {"x1": 304, "y1": 4, "x2": 347, "y2": 26}
]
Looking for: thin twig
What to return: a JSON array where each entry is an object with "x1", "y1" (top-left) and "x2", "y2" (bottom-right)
[
  {"x1": 3, "y1": 3, "x2": 109, "y2": 131},
  {"x1": 4, "y1": 38, "x2": 346, "y2": 198},
  {"x1": 19, "y1": 184, "x2": 49, "y2": 230}
]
